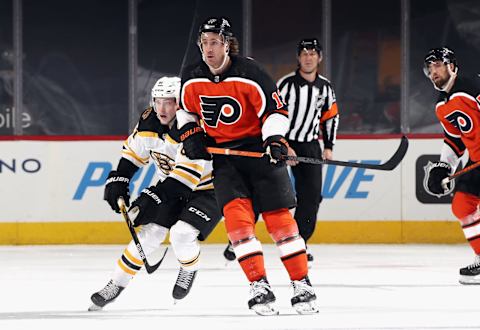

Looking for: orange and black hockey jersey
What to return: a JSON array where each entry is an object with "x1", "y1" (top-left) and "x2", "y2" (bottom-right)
[
  {"x1": 180, "y1": 55, "x2": 287, "y2": 145},
  {"x1": 435, "y1": 76, "x2": 480, "y2": 162}
]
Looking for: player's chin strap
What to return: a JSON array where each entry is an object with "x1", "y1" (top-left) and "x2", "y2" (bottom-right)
[{"x1": 432, "y1": 65, "x2": 458, "y2": 92}]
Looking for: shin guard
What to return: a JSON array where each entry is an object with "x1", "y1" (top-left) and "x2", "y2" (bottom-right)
[
  {"x1": 453, "y1": 192, "x2": 480, "y2": 254},
  {"x1": 263, "y1": 208, "x2": 308, "y2": 281},
  {"x1": 112, "y1": 223, "x2": 168, "y2": 287},
  {"x1": 224, "y1": 198, "x2": 266, "y2": 282}
]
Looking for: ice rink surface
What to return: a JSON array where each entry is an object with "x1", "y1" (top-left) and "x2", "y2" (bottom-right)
[{"x1": 1, "y1": 244, "x2": 480, "y2": 330}]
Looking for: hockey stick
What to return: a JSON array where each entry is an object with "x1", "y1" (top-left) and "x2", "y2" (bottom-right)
[
  {"x1": 206, "y1": 135, "x2": 409, "y2": 171},
  {"x1": 117, "y1": 197, "x2": 168, "y2": 274},
  {"x1": 442, "y1": 161, "x2": 480, "y2": 185},
  {"x1": 206, "y1": 147, "x2": 264, "y2": 158}
]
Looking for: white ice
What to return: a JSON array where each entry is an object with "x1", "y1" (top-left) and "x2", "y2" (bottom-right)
[{"x1": 1, "y1": 244, "x2": 480, "y2": 330}]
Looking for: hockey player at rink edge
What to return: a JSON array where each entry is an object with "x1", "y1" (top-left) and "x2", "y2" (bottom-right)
[
  {"x1": 423, "y1": 46, "x2": 480, "y2": 284},
  {"x1": 177, "y1": 17, "x2": 318, "y2": 315},
  {"x1": 89, "y1": 76, "x2": 221, "y2": 311}
]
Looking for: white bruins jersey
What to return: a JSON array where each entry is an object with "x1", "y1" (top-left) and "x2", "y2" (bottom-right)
[{"x1": 121, "y1": 107, "x2": 213, "y2": 191}]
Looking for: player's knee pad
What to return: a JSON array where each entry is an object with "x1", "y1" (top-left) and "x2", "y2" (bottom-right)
[
  {"x1": 263, "y1": 208, "x2": 305, "y2": 257},
  {"x1": 136, "y1": 223, "x2": 168, "y2": 252},
  {"x1": 452, "y1": 192, "x2": 480, "y2": 225},
  {"x1": 169, "y1": 220, "x2": 200, "y2": 246},
  {"x1": 262, "y1": 208, "x2": 298, "y2": 240},
  {"x1": 227, "y1": 226, "x2": 263, "y2": 260},
  {"x1": 223, "y1": 198, "x2": 256, "y2": 234},
  {"x1": 170, "y1": 221, "x2": 201, "y2": 270}
]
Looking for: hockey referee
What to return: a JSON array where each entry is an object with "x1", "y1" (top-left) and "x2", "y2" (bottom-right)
[{"x1": 277, "y1": 38, "x2": 339, "y2": 267}]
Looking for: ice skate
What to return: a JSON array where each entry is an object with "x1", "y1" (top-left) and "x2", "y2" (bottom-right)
[
  {"x1": 172, "y1": 267, "x2": 197, "y2": 301},
  {"x1": 223, "y1": 241, "x2": 236, "y2": 262},
  {"x1": 291, "y1": 276, "x2": 319, "y2": 314},
  {"x1": 248, "y1": 277, "x2": 278, "y2": 316},
  {"x1": 88, "y1": 280, "x2": 124, "y2": 311},
  {"x1": 459, "y1": 255, "x2": 480, "y2": 285}
]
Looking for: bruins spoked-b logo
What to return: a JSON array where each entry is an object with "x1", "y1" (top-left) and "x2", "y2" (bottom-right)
[
  {"x1": 199, "y1": 96, "x2": 242, "y2": 127},
  {"x1": 151, "y1": 151, "x2": 175, "y2": 175}
]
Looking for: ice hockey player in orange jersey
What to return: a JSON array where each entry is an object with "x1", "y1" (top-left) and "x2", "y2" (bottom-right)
[
  {"x1": 177, "y1": 17, "x2": 318, "y2": 315},
  {"x1": 423, "y1": 46, "x2": 480, "y2": 284}
]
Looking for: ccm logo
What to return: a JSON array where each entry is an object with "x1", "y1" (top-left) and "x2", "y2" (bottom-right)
[{"x1": 188, "y1": 207, "x2": 211, "y2": 221}]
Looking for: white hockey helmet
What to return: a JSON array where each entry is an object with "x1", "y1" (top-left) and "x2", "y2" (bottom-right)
[{"x1": 150, "y1": 76, "x2": 181, "y2": 107}]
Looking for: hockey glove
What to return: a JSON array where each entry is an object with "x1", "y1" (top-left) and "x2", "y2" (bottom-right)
[
  {"x1": 426, "y1": 161, "x2": 453, "y2": 196},
  {"x1": 263, "y1": 135, "x2": 289, "y2": 164},
  {"x1": 104, "y1": 171, "x2": 132, "y2": 213},
  {"x1": 179, "y1": 122, "x2": 211, "y2": 160},
  {"x1": 129, "y1": 186, "x2": 165, "y2": 227},
  {"x1": 104, "y1": 158, "x2": 138, "y2": 213}
]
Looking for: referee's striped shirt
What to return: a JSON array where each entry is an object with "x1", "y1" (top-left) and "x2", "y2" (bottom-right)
[{"x1": 277, "y1": 70, "x2": 339, "y2": 149}]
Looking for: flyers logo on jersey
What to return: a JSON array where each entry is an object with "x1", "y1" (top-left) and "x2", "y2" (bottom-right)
[
  {"x1": 199, "y1": 96, "x2": 242, "y2": 127},
  {"x1": 445, "y1": 110, "x2": 473, "y2": 133}
]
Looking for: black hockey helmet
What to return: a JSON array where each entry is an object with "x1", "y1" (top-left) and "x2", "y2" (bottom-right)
[
  {"x1": 297, "y1": 38, "x2": 322, "y2": 55},
  {"x1": 198, "y1": 17, "x2": 233, "y2": 38},
  {"x1": 424, "y1": 47, "x2": 456, "y2": 68}
]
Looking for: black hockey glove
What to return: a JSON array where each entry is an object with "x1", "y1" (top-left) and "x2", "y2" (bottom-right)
[
  {"x1": 104, "y1": 172, "x2": 132, "y2": 213},
  {"x1": 129, "y1": 186, "x2": 165, "y2": 227},
  {"x1": 104, "y1": 159, "x2": 138, "y2": 213},
  {"x1": 263, "y1": 135, "x2": 289, "y2": 164},
  {"x1": 426, "y1": 161, "x2": 453, "y2": 196},
  {"x1": 179, "y1": 122, "x2": 211, "y2": 160}
]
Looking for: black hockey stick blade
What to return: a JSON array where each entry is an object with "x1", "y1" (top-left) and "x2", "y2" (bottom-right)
[
  {"x1": 117, "y1": 197, "x2": 168, "y2": 274},
  {"x1": 283, "y1": 135, "x2": 409, "y2": 170}
]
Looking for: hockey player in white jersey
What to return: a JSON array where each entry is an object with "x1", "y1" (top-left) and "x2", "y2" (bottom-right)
[{"x1": 89, "y1": 76, "x2": 221, "y2": 311}]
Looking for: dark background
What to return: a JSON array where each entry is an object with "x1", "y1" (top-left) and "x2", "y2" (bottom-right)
[{"x1": 1, "y1": 0, "x2": 479, "y2": 135}]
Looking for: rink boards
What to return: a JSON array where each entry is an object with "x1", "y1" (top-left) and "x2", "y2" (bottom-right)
[{"x1": 0, "y1": 137, "x2": 465, "y2": 244}]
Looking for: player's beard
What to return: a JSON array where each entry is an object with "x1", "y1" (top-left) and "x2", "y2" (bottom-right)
[{"x1": 433, "y1": 75, "x2": 450, "y2": 89}]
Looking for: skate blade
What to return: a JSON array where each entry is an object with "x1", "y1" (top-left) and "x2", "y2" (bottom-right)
[
  {"x1": 293, "y1": 302, "x2": 319, "y2": 315},
  {"x1": 250, "y1": 303, "x2": 279, "y2": 316},
  {"x1": 459, "y1": 276, "x2": 480, "y2": 285},
  {"x1": 88, "y1": 303, "x2": 103, "y2": 312}
]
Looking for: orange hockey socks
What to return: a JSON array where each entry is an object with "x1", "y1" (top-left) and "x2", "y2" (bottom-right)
[
  {"x1": 263, "y1": 208, "x2": 308, "y2": 281},
  {"x1": 224, "y1": 198, "x2": 266, "y2": 282}
]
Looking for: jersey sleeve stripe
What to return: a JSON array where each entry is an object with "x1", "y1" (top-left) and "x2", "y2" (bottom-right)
[
  {"x1": 176, "y1": 162, "x2": 204, "y2": 173},
  {"x1": 320, "y1": 102, "x2": 339, "y2": 122},
  {"x1": 444, "y1": 136, "x2": 465, "y2": 157},
  {"x1": 121, "y1": 150, "x2": 149, "y2": 166},
  {"x1": 136, "y1": 131, "x2": 159, "y2": 139},
  {"x1": 175, "y1": 164, "x2": 202, "y2": 179},
  {"x1": 170, "y1": 169, "x2": 201, "y2": 186},
  {"x1": 165, "y1": 134, "x2": 178, "y2": 144}
]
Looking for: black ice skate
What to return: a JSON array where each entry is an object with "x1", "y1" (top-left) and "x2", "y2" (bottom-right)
[
  {"x1": 248, "y1": 277, "x2": 278, "y2": 316},
  {"x1": 223, "y1": 242, "x2": 236, "y2": 261},
  {"x1": 459, "y1": 255, "x2": 480, "y2": 285},
  {"x1": 172, "y1": 267, "x2": 197, "y2": 301},
  {"x1": 88, "y1": 280, "x2": 125, "y2": 311},
  {"x1": 291, "y1": 276, "x2": 319, "y2": 314}
]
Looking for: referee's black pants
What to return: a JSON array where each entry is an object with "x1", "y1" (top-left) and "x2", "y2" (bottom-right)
[{"x1": 288, "y1": 140, "x2": 324, "y2": 243}]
